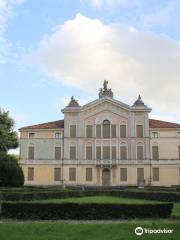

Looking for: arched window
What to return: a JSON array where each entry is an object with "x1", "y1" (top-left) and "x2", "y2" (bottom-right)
[{"x1": 103, "y1": 119, "x2": 110, "y2": 138}]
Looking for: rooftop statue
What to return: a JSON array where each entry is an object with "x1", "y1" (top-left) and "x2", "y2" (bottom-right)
[{"x1": 99, "y1": 80, "x2": 113, "y2": 99}]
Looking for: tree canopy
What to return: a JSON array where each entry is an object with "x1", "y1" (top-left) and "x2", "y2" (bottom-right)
[{"x1": 0, "y1": 108, "x2": 18, "y2": 153}]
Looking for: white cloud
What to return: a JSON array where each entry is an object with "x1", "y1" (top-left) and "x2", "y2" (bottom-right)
[
  {"x1": 30, "y1": 13, "x2": 180, "y2": 122},
  {"x1": 89, "y1": 0, "x2": 137, "y2": 7},
  {"x1": 0, "y1": 0, "x2": 24, "y2": 63}
]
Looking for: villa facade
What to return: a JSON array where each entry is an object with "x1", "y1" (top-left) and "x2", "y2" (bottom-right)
[{"x1": 19, "y1": 81, "x2": 180, "y2": 186}]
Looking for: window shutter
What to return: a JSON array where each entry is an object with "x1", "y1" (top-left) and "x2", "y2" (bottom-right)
[
  {"x1": 86, "y1": 168, "x2": 92, "y2": 181},
  {"x1": 120, "y1": 125, "x2": 126, "y2": 138},
  {"x1": 152, "y1": 146, "x2": 159, "y2": 160},
  {"x1": 55, "y1": 147, "x2": 61, "y2": 160},
  {"x1": 96, "y1": 146, "x2": 101, "y2": 159},
  {"x1": 153, "y1": 168, "x2": 159, "y2": 181},
  {"x1": 28, "y1": 167, "x2": 34, "y2": 181},
  {"x1": 137, "y1": 146, "x2": 143, "y2": 160},
  {"x1": 136, "y1": 125, "x2": 143, "y2": 138},
  {"x1": 120, "y1": 146, "x2": 127, "y2": 160},
  {"x1": 69, "y1": 168, "x2": 76, "y2": 181},
  {"x1": 70, "y1": 146, "x2": 76, "y2": 160},
  {"x1": 103, "y1": 146, "x2": 110, "y2": 159},
  {"x1": 111, "y1": 146, "x2": 116, "y2": 160},
  {"x1": 28, "y1": 146, "x2": 34, "y2": 160},
  {"x1": 54, "y1": 168, "x2": 61, "y2": 181},
  {"x1": 86, "y1": 125, "x2": 93, "y2": 138},
  {"x1": 111, "y1": 125, "x2": 116, "y2": 138},
  {"x1": 137, "y1": 168, "x2": 144, "y2": 181},
  {"x1": 120, "y1": 168, "x2": 127, "y2": 181},
  {"x1": 96, "y1": 125, "x2": 101, "y2": 138},
  {"x1": 70, "y1": 125, "x2": 76, "y2": 137},
  {"x1": 86, "y1": 146, "x2": 92, "y2": 160}
]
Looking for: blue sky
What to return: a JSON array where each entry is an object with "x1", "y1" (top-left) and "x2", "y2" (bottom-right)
[{"x1": 0, "y1": 0, "x2": 180, "y2": 132}]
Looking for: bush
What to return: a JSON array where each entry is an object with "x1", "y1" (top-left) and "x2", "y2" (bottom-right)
[
  {"x1": 1, "y1": 201, "x2": 173, "y2": 220},
  {"x1": 0, "y1": 154, "x2": 24, "y2": 187}
]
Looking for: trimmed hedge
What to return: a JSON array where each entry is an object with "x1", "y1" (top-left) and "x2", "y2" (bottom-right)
[
  {"x1": 1, "y1": 189, "x2": 180, "y2": 202},
  {"x1": 1, "y1": 202, "x2": 173, "y2": 220}
]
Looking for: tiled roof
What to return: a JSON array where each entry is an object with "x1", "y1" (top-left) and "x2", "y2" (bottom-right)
[
  {"x1": 19, "y1": 120, "x2": 64, "y2": 130},
  {"x1": 19, "y1": 118, "x2": 180, "y2": 130},
  {"x1": 149, "y1": 119, "x2": 180, "y2": 128}
]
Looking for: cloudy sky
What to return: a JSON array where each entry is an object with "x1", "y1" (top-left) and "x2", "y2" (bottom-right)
[{"x1": 1, "y1": 0, "x2": 180, "y2": 131}]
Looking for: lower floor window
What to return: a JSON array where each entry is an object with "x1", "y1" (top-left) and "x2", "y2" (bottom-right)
[
  {"x1": 54, "y1": 168, "x2": 61, "y2": 181},
  {"x1": 69, "y1": 168, "x2": 76, "y2": 181},
  {"x1": 120, "y1": 168, "x2": 127, "y2": 181},
  {"x1": 153, "y1": 168, "x2": 159, "y2": 181},
  {"x1": 28, "y1": 167, "x2": 34, "y2": 181},
  {"x1": 86, "y1": 168, "x2": 92, "y2": 181}
]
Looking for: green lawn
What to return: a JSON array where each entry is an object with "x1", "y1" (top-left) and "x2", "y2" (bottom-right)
[
  {"x1": 33, "y1": 196, "x2": 158, "y2": 204},
  {"x1": 0, "y1": 221, "x2": 180, "y2": 240}
]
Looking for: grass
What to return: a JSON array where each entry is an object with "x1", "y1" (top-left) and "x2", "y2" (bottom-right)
[
  {"x1": 0, "y1": 221, "x2": 180, "y2": 240},
  {"x1": 33, "y1": 195, "x2": 158, "y2": 204}
]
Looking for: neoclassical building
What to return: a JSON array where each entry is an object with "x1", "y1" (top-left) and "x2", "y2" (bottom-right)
[{"x1": 19, "y1": 81, "x2": 180, "y2": 186}]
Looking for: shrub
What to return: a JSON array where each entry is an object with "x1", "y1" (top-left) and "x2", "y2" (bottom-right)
[
  {"x1": 1, "y1": 202, "x2": 173, "y2": 220},
  {"x1": 0, "y1": 154, "x2": 24, "y2": 187}
]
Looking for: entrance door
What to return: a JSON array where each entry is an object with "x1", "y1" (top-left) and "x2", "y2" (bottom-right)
[{"x1": 102, "y1": 168, "x2": 110, "y2": 186}]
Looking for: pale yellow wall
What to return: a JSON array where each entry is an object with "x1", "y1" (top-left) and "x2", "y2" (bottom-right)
[{"x1": 22, "y1": 164, "x2": 180, "y2": 186}]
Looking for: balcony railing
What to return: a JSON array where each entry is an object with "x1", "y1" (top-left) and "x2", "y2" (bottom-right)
[{"x1": 19, "y1": 159, "x2": 180, "y2": 165}]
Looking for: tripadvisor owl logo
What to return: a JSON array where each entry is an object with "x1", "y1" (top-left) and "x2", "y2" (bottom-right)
[{"x1": 135, "y1": 227, "x2": 144, "y2": 236}]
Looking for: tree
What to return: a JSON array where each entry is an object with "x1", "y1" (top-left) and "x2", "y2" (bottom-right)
[
  {"x1": 0, "y1": 108, "x2": 18, "y2": 153},
  {"x1": 0, "y1": 108, "x2": 24, "y2": 186}
]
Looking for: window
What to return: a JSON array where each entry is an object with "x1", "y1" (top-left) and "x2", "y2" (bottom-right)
[
  {"x1": 28, "y1": 167, "x2": 34, "y2": 181},
  {"x1": 152, "y1": 146, "x2": 159, "y2": 160},
  {"x1": 69, "y1": 168, "x2": 76, "y2": 181},
  {"x1": 178, "y1": 146, "x2": 180, "y2": 160},
  {"x1": 120, "y1": 125, "x2": 126, "y2": 138},
  {"x1": 55, "y1": 146, "x2": 61, "y2": 160},
  {"x1": 153, "y1": 168, "x2": 159, "y2": 181},
  {"x1": 29, "y1": 132, "x2": 35, "y2": 138},
  {"x1": 151, "y1": 132, "x2": 158, "y2": 138},
  {"x1": 54, "y1": 168, "x2": 61, "y2": 181},
  {"x1": 137, "y1": 168, "x2": 144, "y2": 181},
  {"x1": 111, "y1": 125, "x2": 116, "y2": 138},
  {"x1": 111, "y1": 146, "x2": 116, "y2": 160},
  {"x1": 96, "y1": 146, "x2": 101, "y2": 159},
  {"x1": 86, "y1": 168, "x2": 92, "y2": 181},
  {"x1": 136, "y1": 125, "x2": 143, "y2": 138},
  {"x1": 103, "y1": 146, "x2": 110, "y2": 159},
  {"x1": 86, "y1": 146, "x2": 92, "y2": 160},
  {"x1": 70, "y1": 146, "x2": 76, "y2": 160},
  {"x1": 86, "y1": 125, "x2": 93, "y2": 138},
  {"x1": 177, "y1": 132, "x2": 180, "y2": 138},
  {"x1": 55, "y1": 132, "x2": 61, "y2": 139},
  {"x1": 137, "y1": 145, "x2": 143, "y2": 160},
  {"x1": 120, "y1": 168, "x2": 127, "y2": 181},
  {"x1": 96, "y1": 125, "x2": 101, "y2": 138},
  {"x1": 28, "y1": 145, "x2": 34, "y2": 160},
  {"x1": 103, "y1": 120, "x2": 110, "y2": 138},
  {"x1": 120, "y1": 146, "x2": 127, "y2": 160},
  {"x1": 70, "y1": 125, "x2": 76, "y2": 138}
]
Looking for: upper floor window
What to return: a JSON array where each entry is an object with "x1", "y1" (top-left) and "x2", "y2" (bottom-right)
[
  {"x1": 55, "y1": 146, "x2": 61, "y2": 160},
  {"x1": 86, "y1": 145, "x2": 92, "y2": 160},
  {"x1": 152, "y1": 146, "x2": 159, "y2": 160},
  {"x1": 28, "y1": 144, "x2": 34, "y2": 160},
  {"x1": 136, "y1": 125, "x2": 143, "y2": 138},
  {"x1": 103, "y1": 120, "x2": 110, "y2": 138},
  {"x1": 151, "y1": 131, "x2": 158, "y2": 138},
  {"x1": 29, "y1": 132, "x2": 36, "y2": 138},
  {"x1": 120, "y1": 125, "x2": 126, "y2": 138},
  {"x1": 70, "y1": 125, "x2": 76, "y2": 138},
  {"x1": 54, "y1": 132, "x2": 62, "y2": 139},
  {"x1": 111, "y1": 125, "x2": 116, "y2": 138},
  {"x1": 137, "y1": 145, "x2": 144, "y2": 160},
  {"x1": 96, "y1": 125, "x2": 101, "y2": 138},
  {"x1": 70, "y1": 146, "x2": 76, "y2": 160},
  {"x1": 86, "y1": 125, "x2": 93, "y2": 138},
  {"x1": 176, "y1": 132, "x2": 180, "y2": 138}
]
